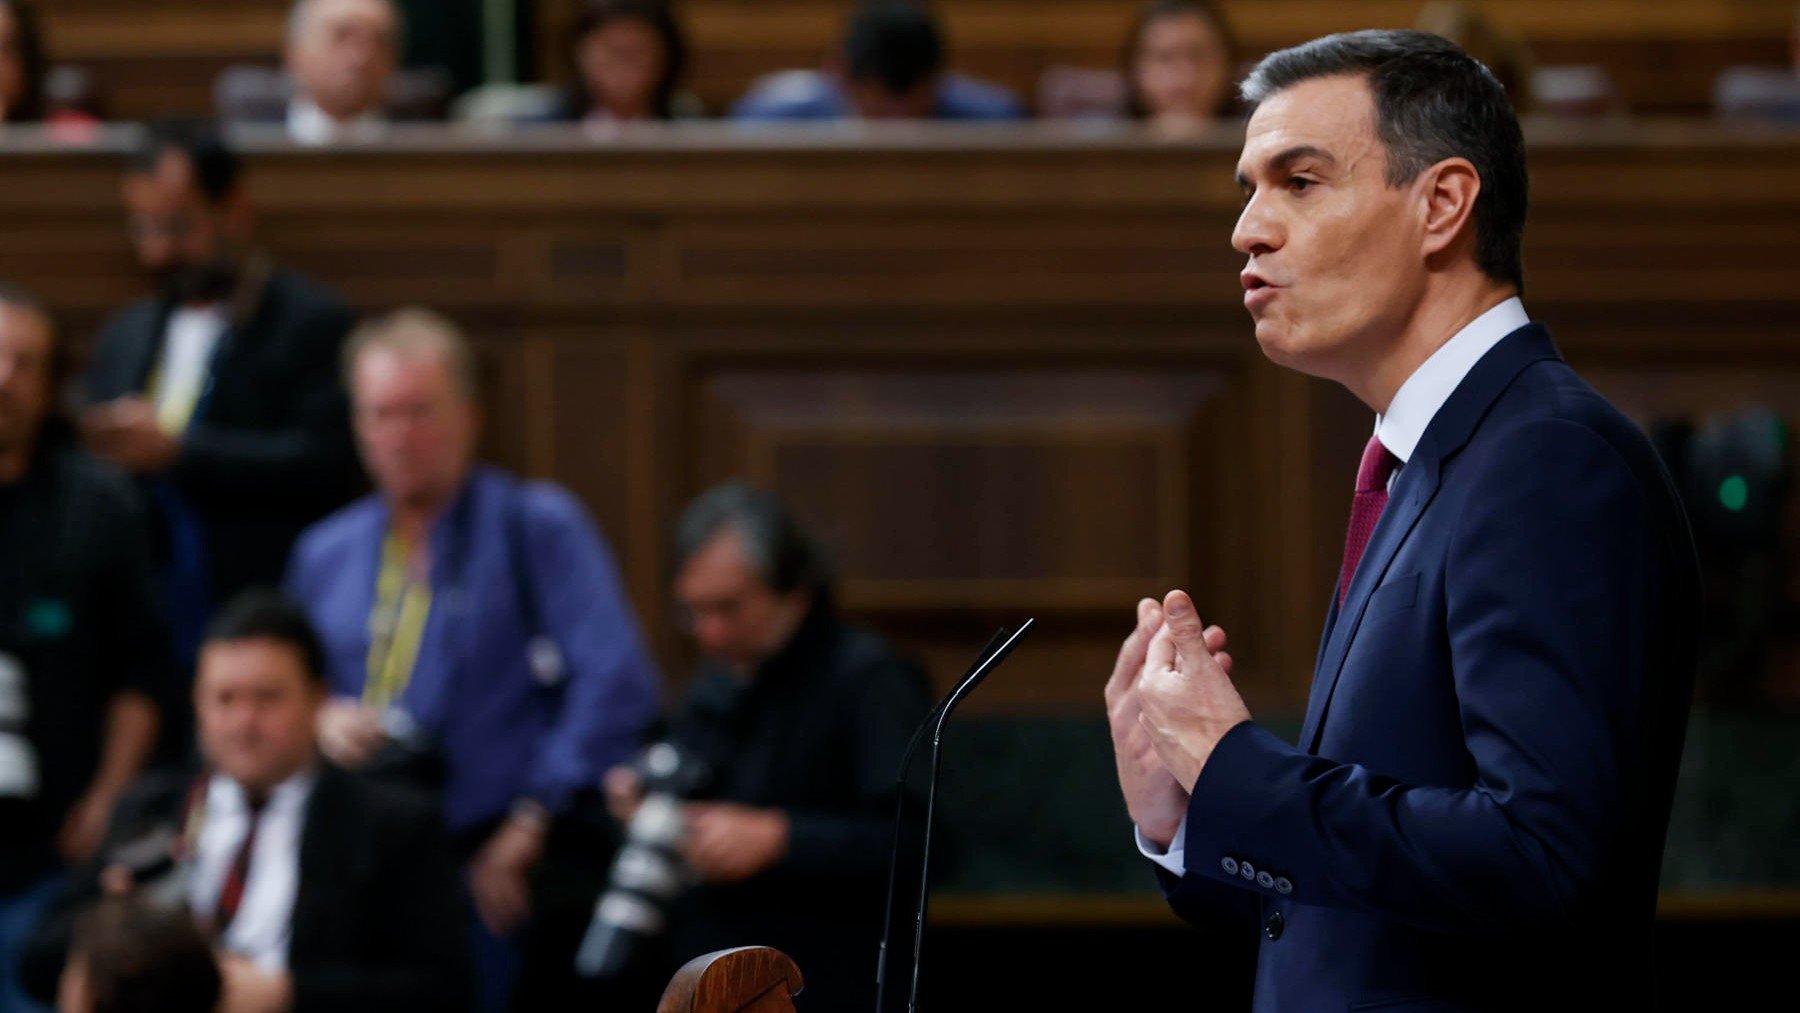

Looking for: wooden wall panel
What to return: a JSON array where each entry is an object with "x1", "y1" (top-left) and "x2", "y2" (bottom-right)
[{"x1": 0, "y1": 125, "x2": 1795, "y2": 713}]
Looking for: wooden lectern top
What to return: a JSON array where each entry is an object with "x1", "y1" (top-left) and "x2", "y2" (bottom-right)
[{"x1": 657, "y1": 947, "x2": 806, "y2": 1013}]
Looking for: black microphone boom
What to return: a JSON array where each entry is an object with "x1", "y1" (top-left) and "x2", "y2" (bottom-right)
[{"x1": 874, "y1": 618, "x2": 1034, "y2": 1013}]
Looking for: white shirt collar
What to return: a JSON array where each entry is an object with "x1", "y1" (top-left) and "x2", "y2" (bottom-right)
[
  {"x1": 286, "y1": 96, "x2": 385, "y2": 146},
  {"x1": 1375, "y1": 296, "x2": 1530, "y2": 464},
  {"x1": 204, "y1": 764, "x2": 317, "y2": 818}
]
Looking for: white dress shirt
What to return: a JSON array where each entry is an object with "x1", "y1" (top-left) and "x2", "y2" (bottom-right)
[
  {"x1": 286, "y1": 97, "x2": 386, "y2": 146},
  {"x1": 186, "y1": 768, "x2": 316, "y2": 971},
  {"x1": 152, "y1": 304, "x2": 228, "y2": 434},
  {"x1": 1134, "y1": 296, "x2": 1531, "y2": 876}
]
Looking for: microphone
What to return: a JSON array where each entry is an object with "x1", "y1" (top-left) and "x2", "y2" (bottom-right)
[{"x1": 874, "y1": 619, "x2": 1034, "y2": 1013}]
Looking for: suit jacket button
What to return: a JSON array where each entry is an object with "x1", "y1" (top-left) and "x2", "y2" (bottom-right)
[
  {"x1": 1239, "y1": 861, "x2": 1256, "y2": 881},
  {"x1": 1264, "y1": 911, "x2": 1285, "y2": 940},
  {"x1": 1256, "y1": 871, "x2": 1274, "y2": 889},
  {"x1": 1275, "y1": 876, "x2": 1293, "y2": 895},
  {"x1": 1220, "y1": 856, "x2": 1239, "y2": 876}
]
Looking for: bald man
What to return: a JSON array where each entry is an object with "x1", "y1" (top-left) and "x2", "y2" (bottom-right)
[{"x1": 283, "y1": 0, "x2": 400, "y2": 144}]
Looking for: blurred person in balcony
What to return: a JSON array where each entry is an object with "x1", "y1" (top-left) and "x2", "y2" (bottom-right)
[
  {"x1": 1125, "y1": 0, "x2": 1240, "y2": 131},
  {"x1": 282, "y1": 0, "x2": 401, "y2": 143},
  {"x1": 1715, "y1": 1, "x2": 1800, "y2": 121},
  {"x1": 0, "y1": 284, "x2": 165, "y2": 1013},
  {"x1": 0, "y1": 0, "x2": 44, "y2": 125},
  {"x1": 603, "y1": 483, "x2": 931, "y2": 1010},
  {"x1": 558, "y1": 0, "x2": 696, "y2": 124},
  {"x1": 80, "y1": 121, "x2": 361, "y2": 693},
  {"x1": 0, "y1": 0, "x2": 96, "y2": 135},
  {"x1": 284, "y1": 307, "x2": 660, "y2": 1012},
  {"x1": 733, "y1": 0, "x2": 1024, "y2": 121}
]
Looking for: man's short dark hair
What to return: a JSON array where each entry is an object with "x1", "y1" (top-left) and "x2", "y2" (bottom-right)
[
  {"x1": 128, "y1": 120, "x2": 242, "y2": 203},
  {"x1": 1240, "y1": 29, "x2": 1528, "y2": 291},
  {"x1": 673, "y1": 483, "x2": 833, "y2": 597},
  {"x1": 70, "y1": 897, "x2": 222, "y2": 1013},
  {"x1": 204, "y1": 590, "x2": 326, "y2": 683},
  {"x1": 843, "y1": 1, "x2": 943, "y2": 94}
]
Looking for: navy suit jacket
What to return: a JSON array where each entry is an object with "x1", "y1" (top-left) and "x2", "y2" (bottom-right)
[{"x1": 1159, "y1": 324, "x2": 1700, "y2": 1011}]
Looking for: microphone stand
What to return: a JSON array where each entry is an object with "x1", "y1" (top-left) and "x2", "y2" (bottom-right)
[{"x1": 874, "y1": 619, "x2": 1035, "y2": 1013}]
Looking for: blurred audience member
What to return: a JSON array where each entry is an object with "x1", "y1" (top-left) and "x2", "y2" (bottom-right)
[
  {"x1": 734, "y1": 1, "x2": 1024, "y2": 121},
  {"x1": 24, "y1": 592, "x2": 471, "y2": 1013},
  {"x1": 1125, "y1": 0, "x2": 1238, "y2": 129},
  {"x1": 80, "y1": 122, "x2": 361, "y2": 680},
  {"x1": 604, "y1": 484, "x2": 930, "y2": 1010},
  {"x1": 284, "y1": 0, "x2": 400, "y2": 143},
  {"x1": 216, "y1": 0, "x2": 447, "y2": 143},
  {"x1": 561, "y1": 0, "x2": 694, "y2": 123},
  {"x1": 285, "y1": 308, "x2": 659, "y2": 1012},
  {"x1": 1415, "y1": 1, "x2": 1535, "y2": 112},
  {"x1": 55, "y1": 897, "x2": 219, "y2": 1013},
  {"x1": 0, "y1": 0, "x2": 44, "y2": 124},
  {"x1": 1715, "y1": 2, "x2": 1800, "y2": 122},
  {"x1": 0, "y1": 284, "x2": 164, "y2": 1013}
]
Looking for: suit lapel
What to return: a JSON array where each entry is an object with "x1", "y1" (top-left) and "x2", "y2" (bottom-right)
[
  {"x1": 1296, "y1": 323, "x2": 1564, "y2": 754},
  {"x1": 290, "y1": 763, "x2": 356, "y2": 964},
  {"x1": 1298, "y1": 455, "x2": 1441, "y2": 753}
]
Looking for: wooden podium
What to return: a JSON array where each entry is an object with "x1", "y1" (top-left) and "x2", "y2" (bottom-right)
[{"x1": 657, "y1": 947, "x2": 806, "y2": 1013}]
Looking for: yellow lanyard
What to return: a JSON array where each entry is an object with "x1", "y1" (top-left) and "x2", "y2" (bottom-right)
[{"x1": 363, "y1": 533, "x2": 432, "y2": 712}]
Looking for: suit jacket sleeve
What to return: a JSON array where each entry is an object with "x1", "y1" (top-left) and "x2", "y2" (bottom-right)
[
  {"x1": 1171, "y1": 418, "x2": 1667, "y2": 934},
  {"x1": 170, "y1": 294, "x2": 359, "y2": 510},
  {"x1": 289, "y1": 792, "x2": 472, "y2": 1013}
]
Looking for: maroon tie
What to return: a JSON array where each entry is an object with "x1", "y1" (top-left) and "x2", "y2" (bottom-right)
[
  {"x1": 1337, "y1": 435, "x2": 1401, "y2": 607},
  {"x1": 214, "y1": 792, "x2": 267, "y2": 932}
]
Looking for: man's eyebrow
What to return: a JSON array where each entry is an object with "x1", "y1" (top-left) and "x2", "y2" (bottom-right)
[{"x1": 1235, "y1": 145, "x2": 1338, "y2": 189}]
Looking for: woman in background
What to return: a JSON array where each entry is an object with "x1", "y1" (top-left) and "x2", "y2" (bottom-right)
[
  {"x1": 563, "y1": 0, "x2": 693, "y2": 122},
  {"x1": 1124, "y1": 0, "x2": 1239, "y2": 130}
]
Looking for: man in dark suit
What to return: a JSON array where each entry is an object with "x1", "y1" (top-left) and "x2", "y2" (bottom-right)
[
  {"x1": 25, "y1": 592, "x2": 469, "y2": 1013},
  {"x1": 80, "y1": 122, "x2": 362, "y2": 673},
  {"x1": 1106, "y1": 31, "x2": 1700, "y2": 1011}
]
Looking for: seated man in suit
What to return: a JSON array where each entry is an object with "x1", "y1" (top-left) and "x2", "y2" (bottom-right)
[
  {"x1": 24, "y1": 592, "x2": 470, "y2": 1013},
  {"x1": 80, "y1": 122, "x2": 362, "y2": 681},
  {"x1": 733, "y1": 1, "x2": 1024, "y2": 121},
  {"x1": 1106, "y1": 30, "x2": 1699, "y2": 1011}
]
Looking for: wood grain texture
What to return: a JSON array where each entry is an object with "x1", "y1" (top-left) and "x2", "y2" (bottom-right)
[
  {"x1": 657, "y1": 947, "x2": 804, "y2": 1013},
  {"x1": 1, "y1": 123, "x2": 1795, "y2": 712}
]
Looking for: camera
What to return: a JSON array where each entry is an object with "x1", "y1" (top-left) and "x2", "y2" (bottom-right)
[{"x1": 573, "y1": 740, "x2": 709, "y2": 979}]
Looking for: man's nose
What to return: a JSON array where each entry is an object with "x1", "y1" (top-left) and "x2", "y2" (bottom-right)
[{"x1": 1232, "y1": 192, "x2": 1280, "y2": 257}]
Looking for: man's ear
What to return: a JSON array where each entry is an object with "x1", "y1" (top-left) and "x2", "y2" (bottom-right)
[{"x1": 1418, "y1": 157, "x2": 1481, "y2": 261}]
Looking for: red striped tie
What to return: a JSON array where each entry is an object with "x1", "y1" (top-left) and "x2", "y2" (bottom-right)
[
  {"x1": 1337, "y1": 435, "x2": 1401, "y2": 607},
  {"x1": 214, "y1": 792, "x2": 268, "y2": 932}
]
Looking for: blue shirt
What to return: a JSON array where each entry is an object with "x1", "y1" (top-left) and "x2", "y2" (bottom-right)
[
  {"x1": 285, "y1": 466, "x2": 661, "y2": 834},
  {"x1": 731, "y1": 69, "x2": 1027, "y2": 121}
]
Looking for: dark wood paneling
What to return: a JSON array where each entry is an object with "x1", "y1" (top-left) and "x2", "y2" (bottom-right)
[{"x1": 1, "y1": 125, "x2": 1795, "y2": 712}]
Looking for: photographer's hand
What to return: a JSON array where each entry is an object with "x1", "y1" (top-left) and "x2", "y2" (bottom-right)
[
  {"x1": 682, "y1": 803, "x2": 789, "y2": 884},
  {"x1": 468, "y1": 808, "x2": 547, "y2": 937}
]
